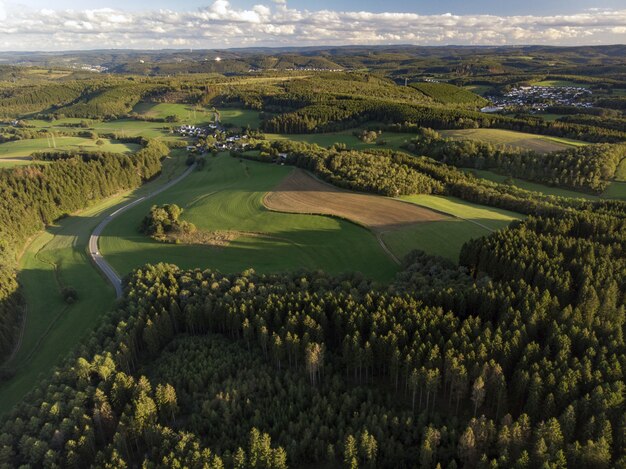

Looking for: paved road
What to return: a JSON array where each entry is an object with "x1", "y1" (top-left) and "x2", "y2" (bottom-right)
[{"x1": 88, "y1": 164, "x2": 196, "y2": 298}]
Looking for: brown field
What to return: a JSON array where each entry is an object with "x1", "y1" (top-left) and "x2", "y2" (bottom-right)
[{"x1": 264, "y1": 169, "x2": 448, "y2": 233}]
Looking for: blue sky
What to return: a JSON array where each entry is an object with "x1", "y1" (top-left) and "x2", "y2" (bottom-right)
[
  {"x1": 0, "y1": 0, "x2": 625, "y2": 50},
  {"x1": 12, "y1": 0, "x2": 626, "y2": 14}
]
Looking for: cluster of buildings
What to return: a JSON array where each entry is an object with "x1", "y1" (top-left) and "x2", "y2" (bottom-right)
[
  {"x1": 176, "y1": 123, "x2": 250, "y2": 153},
  {"x1": 71, "y1": 63, "x2": 108, "y2": 73},
  {"x1": 176, "y1": 123, "x2": 218, "y2": 138},
  {"x1": 484, "y1": 85, "x2": 593, "y2": 113}
]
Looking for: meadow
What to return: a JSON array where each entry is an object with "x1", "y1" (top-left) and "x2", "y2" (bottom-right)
[
  {"x1": 383, "y1": 194, "x2": 523, "y2": 261},
  {"x1": 0, "y1": 136, "x2": 139, "y2": 164},
  {"x1": 439, "y1": 128, "x2": 585, "y2": 153},
  {"x1": 99, "y1": 155, "x2": 399, "y2": 282}
]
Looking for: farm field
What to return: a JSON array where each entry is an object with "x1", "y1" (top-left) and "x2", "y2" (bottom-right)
[
  {"x1": 0, "y1": 136, "x2": 139, "y2": 160},
  {"x1": 265, "y1": 169, "x2": 446, "y2": 230},
  {"x1": 99, "y1": 155, "x2": 399, "y2": 281},
  {"x1": 0, "y1": 150, "x2": 190, "y2": 414},
  {"x1": 439, "y1": 128, "x2": 585, "y2": 153},
  {"x1": 382, "y1": 194, "x2": 523, "y2": 261}
]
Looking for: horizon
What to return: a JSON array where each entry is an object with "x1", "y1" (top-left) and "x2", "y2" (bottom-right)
[{"x1": 1, "y1": 43, "x2": 625, "y2": 55}]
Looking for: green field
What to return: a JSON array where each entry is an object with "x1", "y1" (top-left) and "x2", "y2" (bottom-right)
[
  {"x1": 267, "y1": 130, "x2": 417, "y2": 151},
  {"x1": 0, "y1": 151, "x2": 190, "y2": 414},
  {"x1": 0, "y1": 136, "x2": 139, "y2": 160},
  {"x1": 133, "y1": 102, "x2": 216, "y2": 126},
  {"x1": 602, "y1": 181, "x2": 626, "y2": 200},
  {"x1": 463, "y1": 85, "x2": 494, "y2": 96},
  {"x1": 440, "y1": 128, "x2": 585, "y2": 153},
  {"x1": 537, "y1": 113, "x2": 567, "y2": 122},
  {"x1": 383, "y1": 195, "x2": 522, "y2": 261},
  {"x1": 100, "y1": 155, "x2": 398, "y2": 282},
  {"x1": 218, "y1": 108, "x2": 262, "y2": 128}
]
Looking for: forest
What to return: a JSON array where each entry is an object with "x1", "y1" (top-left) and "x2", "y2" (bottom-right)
[
  {"x1": 0, "y1": 49, "x2": 625, "y2": 468},
  {"x1": 1, "y1": 196, "x2": 624, "y2": 467}
]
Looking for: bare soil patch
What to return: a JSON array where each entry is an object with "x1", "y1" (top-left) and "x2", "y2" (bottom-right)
[{"x1": 264, "y1": 169, "x2": 448, "y2": 233}]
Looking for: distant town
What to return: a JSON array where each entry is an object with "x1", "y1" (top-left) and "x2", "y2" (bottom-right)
[{"x1": 482, "y1": 85, "x2": 593, "y2": 113}]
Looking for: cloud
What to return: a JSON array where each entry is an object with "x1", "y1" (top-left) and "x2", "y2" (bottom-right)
[{"x1": 0, "y1": 1, "x2": 624, "y2": 50}]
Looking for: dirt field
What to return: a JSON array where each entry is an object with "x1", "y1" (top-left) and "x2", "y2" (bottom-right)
[{"x1": 264, "y1": 169, "x2": 448, "y2": 233}]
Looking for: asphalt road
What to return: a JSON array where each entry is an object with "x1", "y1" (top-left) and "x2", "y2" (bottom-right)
[{"x1": 88, "y1": 164, "x2": 196, "y2": 298}]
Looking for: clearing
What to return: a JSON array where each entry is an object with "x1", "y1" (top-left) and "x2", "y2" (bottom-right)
[{"x1": 439, "y1": 128, "x2": 585, "y2": 153}]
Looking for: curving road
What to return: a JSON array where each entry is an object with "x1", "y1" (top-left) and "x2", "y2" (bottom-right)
[{"x1": 88, "y1": 164, "x2": 196, "y2": 298}]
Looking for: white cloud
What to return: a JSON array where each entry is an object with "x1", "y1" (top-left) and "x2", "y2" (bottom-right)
[{"x1": 0, "y1": 1, "x2": 624, "y2": 50}]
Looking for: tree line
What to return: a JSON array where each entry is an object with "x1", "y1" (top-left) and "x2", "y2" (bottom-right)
[{"x1": 402, "y1": 128, "x2": 626, "y2": 193}]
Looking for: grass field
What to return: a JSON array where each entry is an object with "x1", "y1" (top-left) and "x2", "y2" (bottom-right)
[
  {"x1": 99, "y1": 155, "x2": 399, "y2": 282},
  {"x1": 439, "y1": 128, "x2": 585, "y2": 153},
  {"x1": 602, "y1": 182, "x2": 626, "y2": 200},
  {"x1": 0, "y1": 136, "x2": 139, "y2": 160},
  {"x1": 537, "y1": 113, "x2": 567, "y2": 122},
  {"x1": 463, "y1": 85, "x2": 494, "y2": 96},
  {"x1": 267, "y1": 130, "x2": 417, "y2": 151},
  {"x1": 0, "y1": 150, "x2": 190, "y2": 414},
  {"x1": 219, "y1": 108, "x2": 262, "y2": 129},
  {"x1": 133, "y1": 102, "x2": 216, "y2": 126},
  {"x1": 382, "y1": 195, "x2": 523, "y2": 261}
]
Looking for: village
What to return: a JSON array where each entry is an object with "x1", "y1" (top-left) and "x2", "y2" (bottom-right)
[
  {"x1": 175, "y1": 122, "x2": 252, "y2": 154},
  {"x1": 482, "y1": 85, "x2": 593, "y2": 113}
]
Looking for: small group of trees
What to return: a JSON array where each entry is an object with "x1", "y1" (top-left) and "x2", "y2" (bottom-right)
[{"x1": 140, "y1": 204, "x2": 196, "y2": 241}]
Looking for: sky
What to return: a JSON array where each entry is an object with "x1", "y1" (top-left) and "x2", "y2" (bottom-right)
[{"x1": 0, "y1": 0, "x2": 624, "y2": 51}]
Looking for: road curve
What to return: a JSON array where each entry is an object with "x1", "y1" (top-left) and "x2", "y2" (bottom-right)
[{"x1": 89, "y1": 164, "x2": 196, "y2": 298}]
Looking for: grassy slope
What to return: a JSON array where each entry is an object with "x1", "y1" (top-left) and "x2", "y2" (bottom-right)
[
  {"x1": 0, "y1": 151, "x2": 189, "y2": 414},
  {"x1": 439, "y1": 128, "x2": 585, "y2": 153},
  {"x1": 382, "y1": 195, "x2": 523, "y2": 262},
  {"x1": 219, "y1": 108, "x2": 262, "y2": 129},
  {"x1": 100, "y1": 155, "x2": 398, "y2": 282}
]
